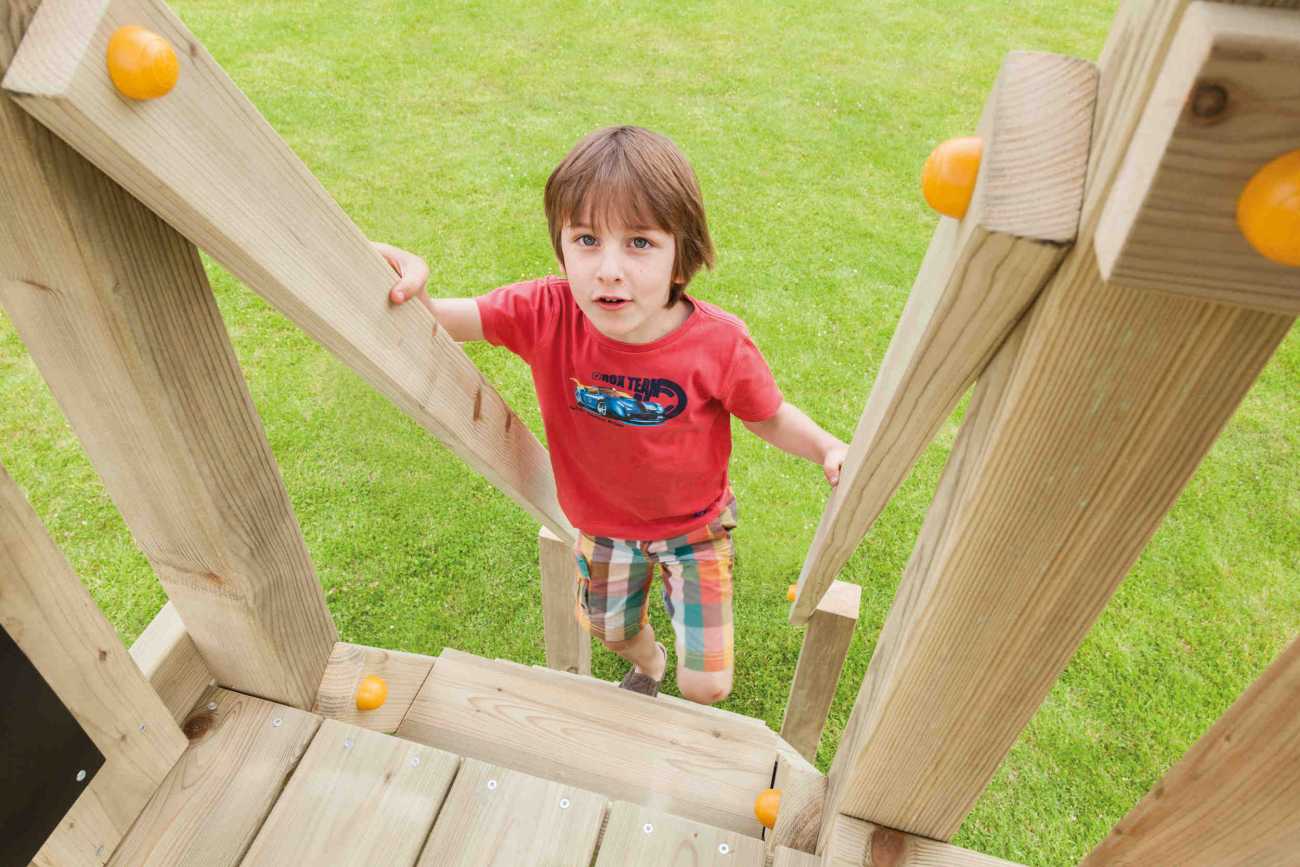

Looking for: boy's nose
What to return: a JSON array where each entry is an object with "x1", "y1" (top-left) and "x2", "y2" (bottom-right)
[{"x1": 595, "y1": 249, "x2": 624, "y2": 283}]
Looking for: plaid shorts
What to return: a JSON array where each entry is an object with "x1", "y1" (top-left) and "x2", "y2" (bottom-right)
[{"x1": 574, "y1": 499, "x2": 737, "y2": 673}]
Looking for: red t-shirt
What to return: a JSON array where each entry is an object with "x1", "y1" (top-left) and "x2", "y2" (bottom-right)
[{"x1": 477, "y1": 276, "x2": 783, "y2": 539}]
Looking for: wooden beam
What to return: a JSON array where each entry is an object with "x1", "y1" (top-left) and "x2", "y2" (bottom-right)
[
  {"x1": 539, "y1": 526, "x2": 591, "y2": 675},
  {"x1": 311, "y1": 641, "x2": 435, "y2": 734},
  {"x1": 128, "y1": 602, "x2": 216, "y2": 725},
  {"x1": 766, "y1": 752, "x2": 825, "y2": 858},
  {"x1": 1096, "y1": 3, "x2": 1300, "y2": 315},
  {"x1": 790, "y1": 51, "x2": 1097, "y2": 623},
  {"x1": 109, "y1": 687, "x2": 321, "y2": 866},
  {"x1": 822, "y1": 815, "x2": 1024, "y2": 866},
  {"x1": 0, "y1": 462, "x2": 187, "y2": 866},
  {"x1": 822, "y1": 0, "x2": 1297, "y2": 843},
  {"x1": 780, "y1": 580, "x2": 860, "y2": 763},
  {"x1": 1080, "y1": 633, "x2": 1300, "y2": 866},
  {"x1": 0, "y1": 0, "x2": 338, "y2": 709},
  {"x1": 2, "y1": 0, "x2": 574, "y2": 542}
]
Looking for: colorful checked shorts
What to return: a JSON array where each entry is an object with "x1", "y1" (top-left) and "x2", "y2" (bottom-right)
[{"x1": 574, "y1": 499, "x2": 737, "y2": 673}]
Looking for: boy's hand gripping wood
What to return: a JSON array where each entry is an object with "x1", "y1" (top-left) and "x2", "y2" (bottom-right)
[
  {"x1": 789, "y1": 51, "x2": 1097, "y2": 624},
  {"x1": 2, "y1": 0, "x2": 574, "y2": 542}
]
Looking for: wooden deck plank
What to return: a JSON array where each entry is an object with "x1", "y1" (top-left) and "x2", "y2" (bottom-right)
[
  {"x1": 397, "y1": 650, "x2": 773, "y2": 837},
  {"x1": 242, "y1": 719, "x2": 459, "y2": 866},
  {"x1": 312, "y1": 642, "x2": 435, "y2": 734},
  {"x1": 417, "y1": 759, "x2": 605, "y2": 866},
  {"x1": 108, "y1": 687, "x2": 320, "y2": 866},
  {"x1": 594, "y1": 802, "x2": 766, "y2": 866}
]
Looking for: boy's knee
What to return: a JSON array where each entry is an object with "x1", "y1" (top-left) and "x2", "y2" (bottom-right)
[{"x1": 677, "y1": 668, "x2": 732, "y2": 705}]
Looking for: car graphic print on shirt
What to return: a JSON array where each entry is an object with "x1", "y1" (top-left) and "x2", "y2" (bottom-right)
[{"x1": 571, "y1": 376, "x2": 686, "y2": 427}]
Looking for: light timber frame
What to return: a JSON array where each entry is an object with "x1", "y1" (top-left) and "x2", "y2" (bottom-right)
[{"x1": 0, "y1": 1, "x2": 1296, "y2": 866}]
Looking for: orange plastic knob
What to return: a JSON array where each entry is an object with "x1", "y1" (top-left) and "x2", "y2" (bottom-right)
[
  {"x1": 921, "y1": 136, "x2": 983, "y2": 219},
  {"x1": 355, "y1": 674, "x2": 388, "y2": 711},
  {"x1": 786, "y1": 584, "x2": 797, "y2": 602},
  {"x1": 754, "y1": 788, "x2": 781, "y2": 829},
  {"x1": 1237, "y1": 149, "x2": 1300, "y2": 267},
  {"x1": 107, "y1": 25, "x2": 179, "y2": 100}
]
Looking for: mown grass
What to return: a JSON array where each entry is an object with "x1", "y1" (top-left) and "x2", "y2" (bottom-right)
[{"x1": 2, "y1": 1, "x2": 1296, "y2": 863}]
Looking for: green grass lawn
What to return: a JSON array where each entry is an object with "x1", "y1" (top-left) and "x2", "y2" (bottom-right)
[{"x1": 3, "y1": 1, "x2": 1298, "y2": 864}]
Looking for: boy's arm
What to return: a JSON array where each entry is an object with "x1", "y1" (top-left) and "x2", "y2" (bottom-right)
[
  {"x1": 373, "y1": 240, "x2": 484, "y2": 342},
  {"x1": 743, "y1": 402, "x2": 849, "y2": 486}
]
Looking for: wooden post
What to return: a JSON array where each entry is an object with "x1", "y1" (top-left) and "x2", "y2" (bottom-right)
[
  {"x1": 780, "y1": 580, "x2": 860, "y2": 764},
  {"x1": 539, "y1": 527, "x2": 591, "y2": 675},
  {"x1": 127, "y1": 602, "x2": 216, "y2": 725},
  {"x1": 821, "y1": 0, "x2": 1298, "y2": 844},
  {"x1": 0, "y1": 0, "x2": 337, "y2": 708},
  {"x1": 1080, "y1": 633, "x2": 1300, "y2": 866},
  {"x1": 0, "y1": 462, "x2": 187, "y2": 866},
  {"x1": 790, "y1": 51, "x2": 1097, "y2": 624},
  {"x1": 766, "y1": 752, "x2": 825, "y2": 857},
  {"x1": 2, "y1": 0, "x2": 575, "y2": 543},
  {"x1": 1095, "y1": 4, "x2": 1300, "y2": 315}
]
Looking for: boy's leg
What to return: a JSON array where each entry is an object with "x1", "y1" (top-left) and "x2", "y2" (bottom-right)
[
  {"x1": 573, "y1": 532, "x2": 664, "y2": 680},
  {"x1": 654, "y1": 503, "x2": 737, "y2": 705}
]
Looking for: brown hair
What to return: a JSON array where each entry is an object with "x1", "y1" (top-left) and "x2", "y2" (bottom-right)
[{"x1": 544, "y1": 126, "x2": 715, "y2": 306}]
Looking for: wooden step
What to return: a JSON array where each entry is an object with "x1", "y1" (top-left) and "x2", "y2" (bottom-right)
[
  {"x1": 525, "y1": 659, "x2": 775, "y2": 735},
  {"x1": 397, "y1": 649, "x2": 776, "y2": 837},
  {"x1": 475, "y1": 648, "x2": 776, "y2": 748}
]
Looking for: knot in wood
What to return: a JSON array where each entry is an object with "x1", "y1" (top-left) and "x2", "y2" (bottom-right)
[
  {"x1": 1188, "y1": 82, "x2": 1229, "y2": 123},
  {"x1": 183, "y1": 712, "x2": 215, "y2": 740}
]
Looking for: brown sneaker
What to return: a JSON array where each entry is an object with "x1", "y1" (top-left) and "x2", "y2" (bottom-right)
[{"x1": 619, "y1": 642, "x2": 666, "y2": 697}]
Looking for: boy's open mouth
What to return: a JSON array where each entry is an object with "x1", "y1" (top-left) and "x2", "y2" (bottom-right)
[{"x1": 594, "y1": 296, "x2": 629, "y2": 311}]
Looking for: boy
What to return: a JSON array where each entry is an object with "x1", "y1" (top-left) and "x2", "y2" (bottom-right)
[{"x1": 376, "y1": 126, "x2": 846, "y2": 705}]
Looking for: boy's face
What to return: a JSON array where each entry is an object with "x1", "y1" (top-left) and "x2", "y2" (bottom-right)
[{"x1": 559, "y1": 219, "x2": 684, "y2": 344}]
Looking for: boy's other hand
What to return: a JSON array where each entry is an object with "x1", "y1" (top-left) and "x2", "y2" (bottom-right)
[
  {"x1": 823, "y1": 442, "x2": 848, "y2": 487},
  {"x1": 371, "y1": 240, "x2": 430, "y2": 305}
]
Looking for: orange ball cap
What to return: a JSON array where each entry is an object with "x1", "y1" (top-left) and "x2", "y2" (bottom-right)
[
  {"x1": 107, "y1": 25, "x2": 179, "y2": 100},
  {"x1": 754, "y1": 788, "x2": 781, "y2": 829},
  {"x1": 921, "y1": 136, "x2": 983, "y2": 220},
  {"x1": 786, "y1": 584, "x2": 798, "y2": 602},
  {"x1": 355, "y1": 674, "x2": 389, "y2": 711},
  {"x1": 1237, "y1": 149, "x2": 1300, "y2": 267}
]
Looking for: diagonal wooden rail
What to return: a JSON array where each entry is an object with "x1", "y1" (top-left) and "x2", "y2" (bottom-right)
[
  {"x1": 820, "y1": 0, "x2": 1298, "y2": 845},
  {"x1": 789, "y1": 51, "x2": 1097, "y2": 624},
  {"x1": 1, "y1": 0, "x2": 337, "y2": 709},
  {"x1": 2, "y1": 0, "x2": 574, "y2": 543}
]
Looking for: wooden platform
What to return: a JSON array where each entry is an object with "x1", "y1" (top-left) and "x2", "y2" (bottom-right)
[{"x1": 109, "y1": 649, "x2": 818, "y2": 865}]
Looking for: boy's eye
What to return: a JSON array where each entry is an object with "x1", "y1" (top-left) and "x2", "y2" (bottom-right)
[
  {"x1": 576, "y1": 234, "x2": 597, "y2": 247},
  {"x1": 631, "y1": 237, "x2": 651, "y2": 249}
]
